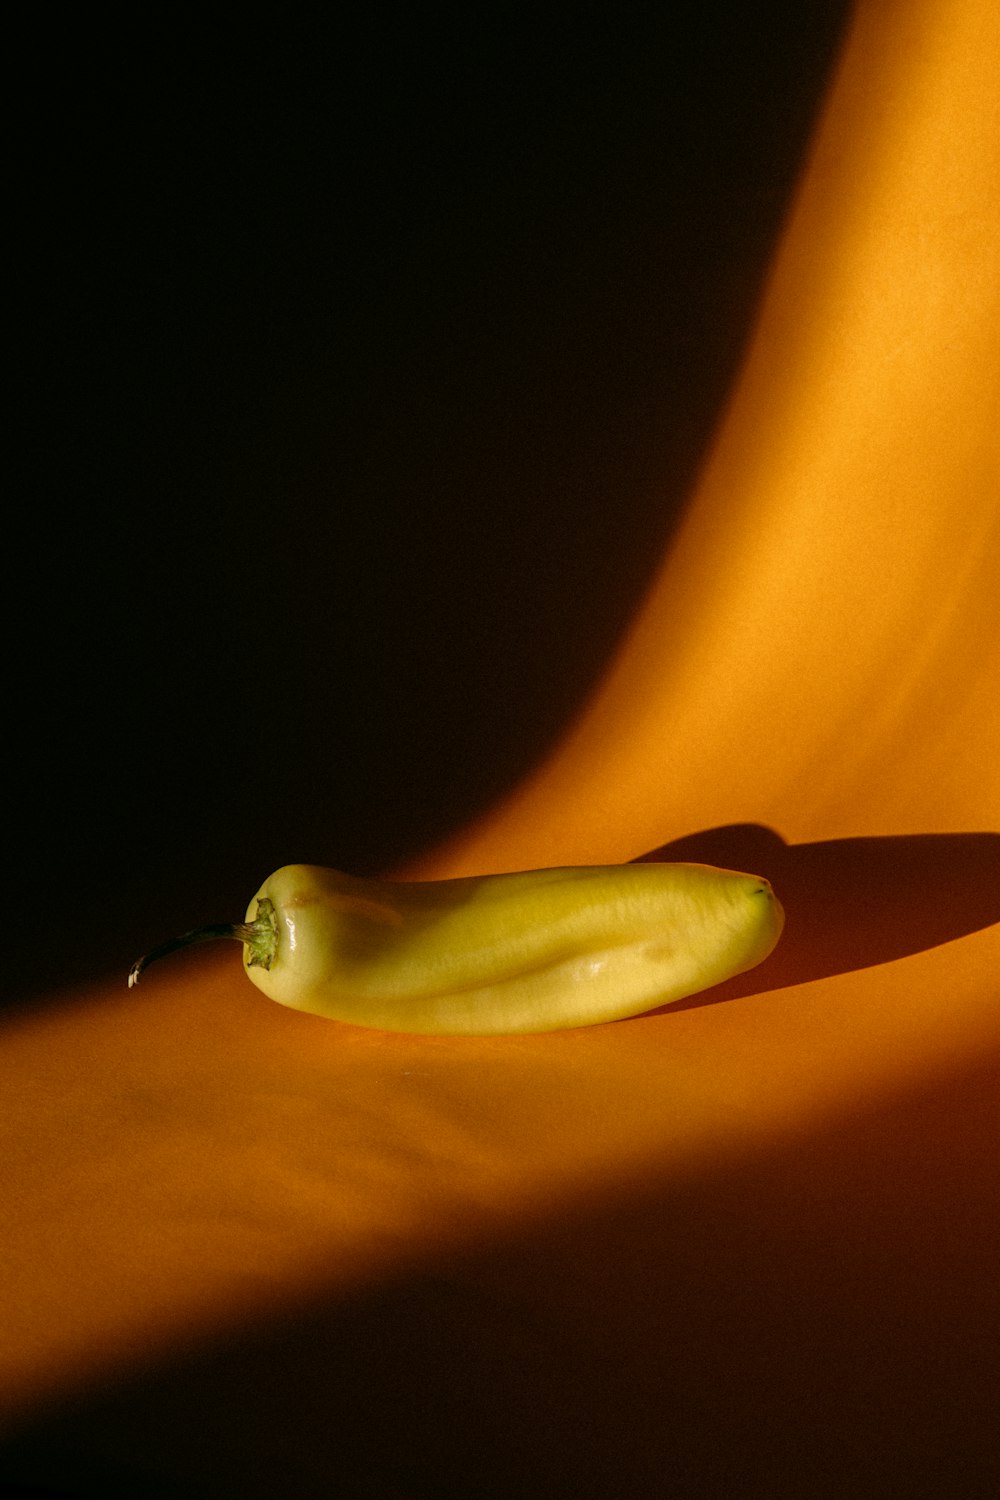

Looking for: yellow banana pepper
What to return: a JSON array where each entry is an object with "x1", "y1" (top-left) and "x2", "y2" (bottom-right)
[{"x1": 129, "y1": 861, "x2": 783, "y2": 1034}]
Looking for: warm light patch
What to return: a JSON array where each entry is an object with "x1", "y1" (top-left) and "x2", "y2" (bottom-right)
[{"x1": 404, "y1": 0, "x2": 998, "y2": 872}]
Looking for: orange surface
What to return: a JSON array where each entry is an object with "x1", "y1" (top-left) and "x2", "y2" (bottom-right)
[{"x1": 3, "y1": 1, "x2": 999, "y2": 1495}]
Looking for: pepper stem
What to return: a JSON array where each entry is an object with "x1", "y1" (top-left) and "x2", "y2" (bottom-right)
[{"x1": 128, "y1": 897, "x2": 278, "y2": 987}]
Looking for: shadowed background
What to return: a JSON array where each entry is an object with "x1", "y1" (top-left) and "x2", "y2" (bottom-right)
[{"x1": 8, "y1": 3, "x2": 850, "y2": 1003}]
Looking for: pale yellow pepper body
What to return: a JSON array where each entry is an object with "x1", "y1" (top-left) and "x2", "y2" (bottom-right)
[{"x1": 240, "y1": 862, "x2": 784, "y2": 1034}]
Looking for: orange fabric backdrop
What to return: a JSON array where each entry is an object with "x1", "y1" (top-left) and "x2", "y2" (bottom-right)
[{"x1": 3, "y1": 1, "x2": 998, "y2": 1494}]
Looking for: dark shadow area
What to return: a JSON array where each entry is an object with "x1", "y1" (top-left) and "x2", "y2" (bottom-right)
[
  {"x1": 3, "y1": 1042, "x2": 998, "y2": 1498},
  {"x1": 636, "y1": 825, "x2": 1000, "y2": 1008},
  {"x1": 5, "y1": 4, "x2": 853, "y2": 1005}
]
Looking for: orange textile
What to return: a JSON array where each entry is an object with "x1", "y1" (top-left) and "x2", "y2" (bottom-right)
[{"x1": 3, "y1": 3, "x2": 999, "y2": 1496}]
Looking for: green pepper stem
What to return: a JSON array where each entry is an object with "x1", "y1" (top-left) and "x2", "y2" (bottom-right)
[{"x1": 128, "y1": 897, "x2": 277, "y2": 987}]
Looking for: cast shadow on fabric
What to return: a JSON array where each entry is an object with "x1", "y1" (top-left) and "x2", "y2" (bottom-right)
[{"x1": 636, "y1": 825, "x2": 1000, "y2": 1010}]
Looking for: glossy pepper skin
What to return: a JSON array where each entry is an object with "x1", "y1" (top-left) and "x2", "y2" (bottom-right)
[{"x1": 240, "y1": 862, "x2": 784, "y2": 1034}]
